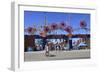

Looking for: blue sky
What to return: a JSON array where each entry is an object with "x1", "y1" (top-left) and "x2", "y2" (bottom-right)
[{"x1": 24, "y1": 11, "x2": 90, "y2": 35}]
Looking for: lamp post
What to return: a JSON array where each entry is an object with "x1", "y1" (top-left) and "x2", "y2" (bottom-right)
[{"x1": 68, "y1": 14, "x2": 73, "y2": 50}]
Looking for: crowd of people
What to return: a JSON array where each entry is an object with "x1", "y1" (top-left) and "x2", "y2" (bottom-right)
[{"x1": 35, "y1": 39, "x2": 69, "y2": 51}]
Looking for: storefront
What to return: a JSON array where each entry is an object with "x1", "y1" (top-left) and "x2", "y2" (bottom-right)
[{"x1": 24, "y1": 34, "x2": 90, "y2": 52}]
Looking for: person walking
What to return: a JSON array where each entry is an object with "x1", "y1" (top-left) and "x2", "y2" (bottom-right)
[{"x1": 45, "y1": 43, "x2": 49, "y2": 56}]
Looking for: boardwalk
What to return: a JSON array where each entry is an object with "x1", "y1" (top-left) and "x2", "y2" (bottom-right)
[{"x1": 24, "y1": 49, "x2": 90, "y2": 61}]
